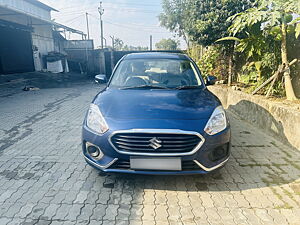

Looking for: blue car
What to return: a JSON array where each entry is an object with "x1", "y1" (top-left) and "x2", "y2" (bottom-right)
[{"x1": 82, "y1": 52, "x2": 230, "y2": 175}]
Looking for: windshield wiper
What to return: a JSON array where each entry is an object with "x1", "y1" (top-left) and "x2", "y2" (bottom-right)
[
  {"x1": 121, "y1": 85, "x2": 169, "y2": 90},
  {"x1": 175, "y1": 85, "x2": 202, "y2": 90}
]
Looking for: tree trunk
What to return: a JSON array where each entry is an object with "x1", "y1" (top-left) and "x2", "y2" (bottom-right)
[
  {"x1": 281, "y1": 22, "x2": 297, "y2": 100},
  {"x1": 227, "y1": 44, "x2": 234, "y2": 87},
  {"x1": 183, "y1": 32, "x2": 190, "y2": 49}
]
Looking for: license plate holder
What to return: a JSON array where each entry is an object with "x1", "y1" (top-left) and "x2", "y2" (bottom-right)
[{"x1": 130, "y1": 157, "x2": 182, "y2": 171}]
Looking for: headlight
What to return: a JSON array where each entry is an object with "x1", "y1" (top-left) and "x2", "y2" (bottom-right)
[
  {"x1": 86, "y1": 103, "x2": 109, "y2": 134},
  {"x1": 204, "y1": 106, "x2": 227, "y2": 135}
]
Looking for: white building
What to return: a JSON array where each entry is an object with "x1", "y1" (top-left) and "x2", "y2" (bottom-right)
[{"x1": 0, "y1": 0, "x2": 86, "y2": 74}]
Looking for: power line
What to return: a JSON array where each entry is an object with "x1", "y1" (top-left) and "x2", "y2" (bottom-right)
[
  {"x1": 56, "y1": 1, "x2": 160, "y2": 11},
  {"x1": 63, "y1": 14, "x2": 84, "y2": 24},
  {"x1": 54, "y1": 6, "x2": 161, "y2": 15},
  {"x1": 88, "y1": 14, "x2": 161, "y2": 29},
  {"x1": 103, "y1": 19, "x2": 171, "y2": 34}
]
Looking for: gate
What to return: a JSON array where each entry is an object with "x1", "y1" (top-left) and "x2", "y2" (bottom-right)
[{"x1": 0, "y1": 20, "x2": 34, "y2": 74}]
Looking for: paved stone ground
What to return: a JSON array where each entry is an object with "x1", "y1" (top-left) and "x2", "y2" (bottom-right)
[{"x1": 0, "y1": 73, "x2": 300, "y2": 225}]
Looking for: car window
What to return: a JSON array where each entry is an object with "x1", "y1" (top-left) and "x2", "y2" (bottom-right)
[{"x1": 110, "y1": 59, "x2": 202, "y2": 88}]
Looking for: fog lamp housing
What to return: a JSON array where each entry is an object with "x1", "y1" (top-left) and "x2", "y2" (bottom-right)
[
  {"x1": 209, "y1": 143, "x2": 229, "y2": 162},
  {"x1": 86, "y1": 142, "x2": 104, "y2": 160}
]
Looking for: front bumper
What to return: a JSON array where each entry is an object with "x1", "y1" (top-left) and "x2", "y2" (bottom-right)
[
  {"x1": 82, "y1": 121, "x2": 231, "y2": 175},
  {"x1": 84, "y1": 154, "x2": 229, "y2": 175}
]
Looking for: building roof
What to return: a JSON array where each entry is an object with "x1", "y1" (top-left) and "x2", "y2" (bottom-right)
[
  {"x1": 24, "y1": 0, "x2": 58, "y2": 12},
  {"x1": 124, "y1": 52, "x2": 188, "y2": 60}
]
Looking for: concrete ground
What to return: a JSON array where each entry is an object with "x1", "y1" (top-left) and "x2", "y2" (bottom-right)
[{"x1": 0, "y1": 72, "x2": 299, "y2": 225}]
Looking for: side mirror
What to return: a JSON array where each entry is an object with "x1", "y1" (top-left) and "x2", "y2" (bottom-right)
[
  {"x1": 95, "y1": 74, "x2": 107, "y2": 84},
  {"x1": 206, "y1": 75, "x2": 217, "y2": 86}
]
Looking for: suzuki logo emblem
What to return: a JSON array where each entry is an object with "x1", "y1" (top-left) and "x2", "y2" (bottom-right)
[{"x1": 149, "y1": 137, "x2": 162, "y2": 150}]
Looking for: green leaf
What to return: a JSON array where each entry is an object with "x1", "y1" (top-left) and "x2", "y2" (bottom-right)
[
  {"x1": 290, "y1": 17, "x2": 300, "y2": 25},
  {"x1": 215, "y1": 37, "x2": 241, "y2": 43},
  {"x1": 296, "y1": 23, "x2": 300, "y2": 38},
  {"x1": 254, "y1": 61, "x2": 262, "y2": 71}
]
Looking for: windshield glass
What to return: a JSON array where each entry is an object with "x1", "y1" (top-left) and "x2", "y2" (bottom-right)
[{"x1": 109, "y1": 59, "x2": 202, "y2": 89}]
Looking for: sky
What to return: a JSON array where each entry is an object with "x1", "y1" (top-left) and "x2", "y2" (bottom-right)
[{"x1": 39, "y1": 0, "x2": 186, "y2": 49}]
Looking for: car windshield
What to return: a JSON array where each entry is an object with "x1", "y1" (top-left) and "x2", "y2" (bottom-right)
[{"x1": 109, "y1": 58, "x2": 202, "y2": 89}]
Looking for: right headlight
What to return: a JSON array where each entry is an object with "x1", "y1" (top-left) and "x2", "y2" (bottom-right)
[
  {"x1": 204, "y1": 106, "x2": 227, "y2": 135},
  {"x1": 86, "y1": 103, "x2": 109, "y2": 134}
]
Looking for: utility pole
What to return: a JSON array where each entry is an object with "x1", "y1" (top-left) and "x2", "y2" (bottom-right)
[
  {"x1": 85, "y1": 12, "x2": 90, "y2": 40},
  {"x1": 98, "y1": 2, "x2": 104, "y2": 49},
  {"x1": 150, "y1": 35, "x2": 153, "y2": 51},
  {"x1": 110, "y1": 35, "x2": 115, "y2": 50},
  {"x1": 102, "y1": 37, "x2": 107, "y2": 48}
]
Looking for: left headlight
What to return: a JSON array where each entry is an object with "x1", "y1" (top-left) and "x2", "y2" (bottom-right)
[
  {"x1": 204, "y1": 106, "x2": 227, "y2": 135},
  {"x1": 86, "y1": 103, "x2": 109, "y2": 134}
]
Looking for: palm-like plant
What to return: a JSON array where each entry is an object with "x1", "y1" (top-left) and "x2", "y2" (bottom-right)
[{"x1": 221, "y1": 0, "x2": 299, "y2": 100}]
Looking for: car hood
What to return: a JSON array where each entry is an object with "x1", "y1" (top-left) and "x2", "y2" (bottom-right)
[{"x1": 93, "y1": 88, "x2": 220, "y2": 120}]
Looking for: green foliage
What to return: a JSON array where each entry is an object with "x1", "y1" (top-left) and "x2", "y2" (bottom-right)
[
  {"x1": 155, "y1": 38, "x2": 180, "y2": 50},
  {"x1": 113, "y1": 38, "x2": 124, "y2": 50},
  {"x1": 197, "y1": 46, "x2": 227, "y2": 80},
  {"x1": 159, "y1": 0, "x2": 255, "y2": 47},
  {"x1": 296, "y1": 23, "x2": 300, "y2": 38},
  {"x1": 228, "y1": 0, "x2": 299, "y2": 38},
  {"x1": 217, "y1": 0, "x2": 300, "y2": 96},
  {"x1": 159, "y1": 0, "x2": 190, "y2": 45},
  {"x1": 186, "y1": 0, "x2": 256, "y2": 46},
  {"x1": 160, "y1": 0, "x2": 300, "y2": 97}
]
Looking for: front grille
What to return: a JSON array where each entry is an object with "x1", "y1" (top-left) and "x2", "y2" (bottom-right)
[
  {"x1": 110, "y1": 160, "x2": 203, "y2": 171},
  {"x1": 110, "y1": 132, "x2": 202, "y2": 154}
]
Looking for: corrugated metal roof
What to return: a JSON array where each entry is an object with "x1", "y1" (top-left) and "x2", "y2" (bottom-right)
[{"x1": 24, "y1": 0, "x2": 58, "y2": 12}]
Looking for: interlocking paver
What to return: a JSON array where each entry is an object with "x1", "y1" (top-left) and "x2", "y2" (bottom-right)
[
  {"x1": 0, "y1": 73, "x2": 299, "y2": 224},
  {"x1": 40, "y1": 203, "x2": 60, "y2": 221},
  {"x1": 4, "y1": 203, "x2": 24, "y2": 218},
  {"x1": 52, "y1": 204, "x2": 72, "y2": 221},
  {"x1": 103, "y1": 204, "x2": 119, "y2": 221},
  {"x1": 142, "y1": 204, "x2": 155, "y2": 221},
  {"x1": 116, "y1": 204, "x2": 131, "y2": 221},
  {"x1": 74, "y1": 191, "x2": 88, "y2": 204},
  {"x1": 0, "y1": 218, "x2": 11, "y2": 225},
  {"x1": 154, "y1": 204, "x2": 168, "y2": 222},
  {"x1": 129, "y1": 204, "x2": 143, "y2": 221},
  {"x1": 76, "y1": 203, "x2": 95, "y2": 221},
  {"x1": 168, "y1": 205, "x2": 181, "y2": 222},
  {"x1": 180, "y1": 205, "x2": 195, "y2": 223},
  {"x1": 64, "y1": 203, "x2": 83, "y2": 221},
  {"x1": 90, "y1": 204, "x2": 107, "y2": 221},
  {"x1": 15, "y1": 203, "x2": 35, "y2": 219},
  {"x1": 6, "y1": 218, "x2": 24, "y2": 225}
]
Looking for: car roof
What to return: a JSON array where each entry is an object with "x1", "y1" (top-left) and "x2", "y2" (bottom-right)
[{"x1": 123, "y1": 52, "x2": 190, "y2": 60}]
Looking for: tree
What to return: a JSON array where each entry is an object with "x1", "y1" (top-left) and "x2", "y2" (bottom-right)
[
  {"x1": 159, "y1": 0, "x2": 255, "y2": 85},
  {"x1": 113, "y1": 38, "x2": 124, "y2": 50},
  {"x1": 188, "y1": 0, "x2": 256, "y2": 86},
  {"x1": 155, "y1": 38, "x2": 180, "y2": 50},
  {"x1": 122, "y1": 45, "x2": 149, "y2": 51},
  {"x1": 159, "y1": 0, "x2": 190, "y2": 46},
  {"x1": 186, "y1": 0, "x2": 255, "y2": 46},
  {"x1": 225, "y1": 0, "x2": 298, "y2": 100}
]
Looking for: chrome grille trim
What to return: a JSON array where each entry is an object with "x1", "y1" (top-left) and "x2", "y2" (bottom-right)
[{"x1": 108, "y1": 129, "x2": 205, "y2": 156}]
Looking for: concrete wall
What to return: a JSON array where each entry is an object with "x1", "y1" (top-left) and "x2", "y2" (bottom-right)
[
  {"x1": 65, "y1": 49, "x2": 101, "y2": 74},
  {"x1": 64, "y1": 40, "x2": 94, "y2": 50},
  {"x1": 32, "y1": 23, "x2": 54, "y2": 55},
  {"x1": 209, "y1": 85, "x2": 300, "y2": 150}
]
